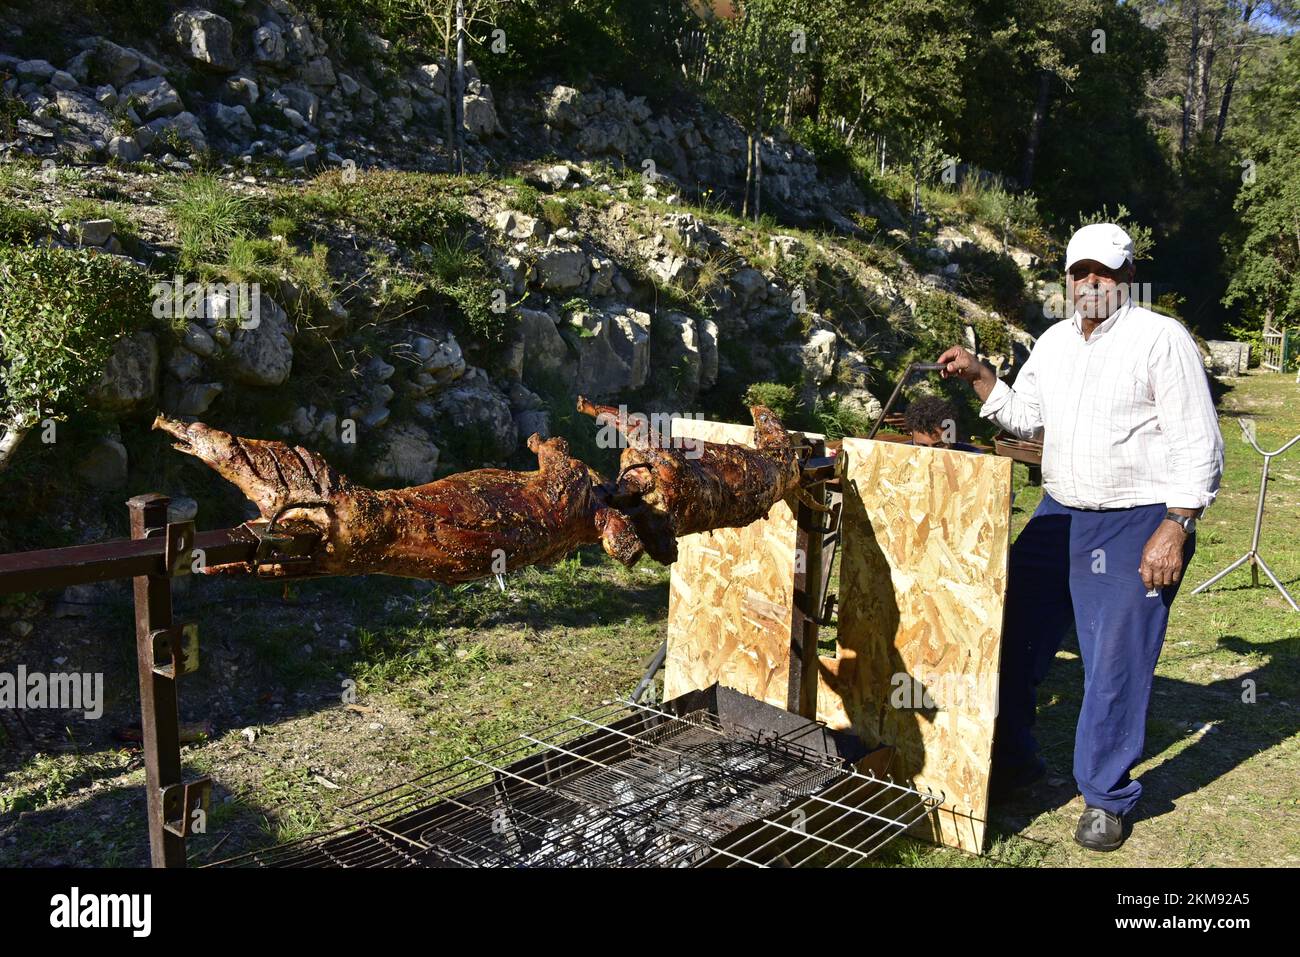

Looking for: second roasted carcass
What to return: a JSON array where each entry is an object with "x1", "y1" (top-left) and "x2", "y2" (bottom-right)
[
  {"x1": 154, "y1": 416, "x2": 645, "y2": 580},
  {"x1": 576, "y1": 397, "x2": 806, "y2": 565}
]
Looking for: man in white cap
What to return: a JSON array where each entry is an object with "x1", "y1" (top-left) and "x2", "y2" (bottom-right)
[{"x1": 937, "y1": 223, "x2": 1223, "y2": 851}]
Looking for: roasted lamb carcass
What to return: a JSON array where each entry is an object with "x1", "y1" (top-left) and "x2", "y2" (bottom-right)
[
  {"x1": 153, "y1": 415, "x2": 645, "y2": 580},
  {"x1": 575, "y1": 397, "x2": 808, "y2": 565}
]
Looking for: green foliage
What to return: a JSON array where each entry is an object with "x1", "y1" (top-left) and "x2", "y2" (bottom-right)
[
  {"x1": 808, "y1": 396, "x2": 874, "y2": 441},
  {"x1": 55, "y1": 198, "x2": 138, "y2": 246},
  {"x1": 0, "y1": 92, "x2": 33, "y2": 140},
  {"x1": 911, "y1": 289, "x2": 965, "y2": 348},
  {"x1": 951, "y1": 245, "x2": 1026, "y2": 316},
  {"x1": 217, "y1": 236, "x2": 336, "y2": 331},
  {"x1": 169, "y1": 175, "x2": 260, "y2": 270},
  {"x1": 269, "y1": 215, "x2": 299, "y2": 240},
  {"x1": 482, "y1": 0, "x2": 695, "y2": 95},
  {"x1": 1074, "y1": 204, "x2": 1155, "y2": 261},
  {"x1": 0, "y1": 246, "x2": 152, "y2": 426},
  {"x1": 418, "y1": 234, "x2": 511, "y2": 348},
  {"x1": 294, "y1": 170, "x2": 473, "y2": 246},
  {"x1": 743, "y1": 381, "x2": 797, "y2": 419},
  {"x1": 539, "y1": 198, "x2": 569, "y2": 229},
  {"x1": 791, "y1": 118, "x2": 855, "y2": 175},
  {"x1": 510, "y1": 182, "x2": 543, "y2": 217},
  {"x1": 818, "y1": 0, "x2": 971, "y2": 144},
  {"x1": 1222, "y1": 35, "x2": 1300, "y2": 331},
  {"x1": 0, "y1": 205, "x2": 48, "y2": 245}
]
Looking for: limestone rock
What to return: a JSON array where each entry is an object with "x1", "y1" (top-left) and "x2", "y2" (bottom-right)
[
  {"x1": 77, "y1": 437, "x2": 129, "y2": 489},
  {"x1": 170, "y1": 8, "x2": 237, "y2": 73},
  {"x1": 534, "y1": 247, "x2": 590, "y2": 292},
  {"x1": 91, "y1": 332, "x2": 159, "y2": 413},
  {"x1": 517, "y1": 307, "x2": 574, "y2": 384},
  {"x1": 368, "y1": 423, "x2": 440, "y2": 485},
  {"x1": 227, "y1": 298, "x2": 293, "y2": 386}
]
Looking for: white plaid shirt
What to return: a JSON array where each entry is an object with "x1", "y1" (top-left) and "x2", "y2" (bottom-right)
[{"x1": 980, "y1": 300, "x2": 1224, "y2": 510}]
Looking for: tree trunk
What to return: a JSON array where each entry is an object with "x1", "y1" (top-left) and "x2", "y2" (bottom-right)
[
  {"x1": 743, "y1": 131, "x2": 754, "y2": 219},
  {"x1": 454, "y1": 0, "x2": 466, "y2": 174},
  {"x1": 809, "y1": 59, "x2": 824, "y2": 122},
  {"x1": 1021, "y1": 70, "x2": 1051, "y2": 189},
  {"x1": 1215, "y1": 2, "x2": 1255, "y2": 145},
  {"x1": 442, "y1": 7, "x2": 455, "y2": 170},
  {"x1": 0, "y1": 422, "x2": 32, "y2": 473},
  {"x1": 1194, "y1": 16, "x2": 1217, "y2": 136},
  {"x1": 1181, "y1": 0, "x2": 1202, "y2": 155},
  {"x1": 754, "y1": 83, "x2": 766, "y2": 222},
  {"x1": 843, "y1": 77, "x2": 869, "y2": 145}
]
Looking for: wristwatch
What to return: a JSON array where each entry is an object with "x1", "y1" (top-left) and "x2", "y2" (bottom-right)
[{"x1": 1164, "y1": 511, "x2": 1196, "y2": 535}]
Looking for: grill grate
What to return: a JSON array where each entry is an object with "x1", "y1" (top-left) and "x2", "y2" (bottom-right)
[{"x1": 213, "y1": 688, "x2": 940, "y2": 868}]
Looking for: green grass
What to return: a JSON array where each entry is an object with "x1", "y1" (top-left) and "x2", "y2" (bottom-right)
[
  {"x1": 55, "y1": 197, "x2": 139, "y2": 247},
  {"x1": 169, "y1": 174, "x2": 261, "y2": 269}
]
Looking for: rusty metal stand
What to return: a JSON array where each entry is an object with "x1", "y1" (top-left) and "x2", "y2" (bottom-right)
[
  {"x1": 789, "y1": 440, "x2": 839, "y2": 720},
  {"x1": 127, "y1": 494, "x2": 209, "y2": 867},
  {"x1": 0, "y1": 499, "x2": 320, "y2": 867}
]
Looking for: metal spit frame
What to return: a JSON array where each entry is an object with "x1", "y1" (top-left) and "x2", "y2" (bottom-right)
[
  {"x1": 0, "y1": 445, "x2": 906, "y2": 869},
  {"x1": 0, "y1": 496, "x2": 319, "y2": 867}
]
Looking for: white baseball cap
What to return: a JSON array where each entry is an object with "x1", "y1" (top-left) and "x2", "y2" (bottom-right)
[{"x1": 1065, "y1": 222, "x2": 1135, "y2": 272}]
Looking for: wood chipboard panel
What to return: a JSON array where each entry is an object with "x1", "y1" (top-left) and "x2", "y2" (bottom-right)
[
  {"x1": 661, "y1": 424, "x2": 1010, "y2": 854},
  {"x1": 816, "y1": 438, "x2": 1011, "y2": 852},
  {"x1": 662, "y1": 419, "x2": 807, "y2": 710}
]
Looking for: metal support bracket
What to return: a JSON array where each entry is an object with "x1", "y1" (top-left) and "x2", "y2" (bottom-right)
[
  {"x1": 164, "y1": 521, "x2": 196, "y2": 578},
  {"x1": 161, "y1": 777, "x2": 212, "y2": 838},
  {"x1": 240, "y1": 519, "x2": 318, "y2": 576},
  {"x1": 151, "y1": 624, "x2": 200, "y2": 679}
]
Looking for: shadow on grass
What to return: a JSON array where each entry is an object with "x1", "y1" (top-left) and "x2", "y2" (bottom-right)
[{"x1": 988, "y1": 631, "x2": 1299, "y2": 834}]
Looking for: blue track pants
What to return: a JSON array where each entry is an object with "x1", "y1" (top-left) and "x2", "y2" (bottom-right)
[{"x1": 993, "y1": 493, "x2": 1195, "y2": 815}]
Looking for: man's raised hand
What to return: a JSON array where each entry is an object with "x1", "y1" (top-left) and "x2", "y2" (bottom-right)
[{"x1": 937, "y1": 345, "x2": 997, "y2": 394}]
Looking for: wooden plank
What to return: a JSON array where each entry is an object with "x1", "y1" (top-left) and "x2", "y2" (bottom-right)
[
  {"x1": 816, "y1": 438, "x2": 1012, "y2": 852},
  {"x1": 662, "y1": 419, "x2": 812, "y2": 709}
]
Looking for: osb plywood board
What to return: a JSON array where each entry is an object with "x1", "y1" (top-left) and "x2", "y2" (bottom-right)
[
  {"x1": 662, "y1": 418, "x2": 819, "y2": 710},
  {"x1": 816, "y1": 438, "x2": 1011, "y2": 853}
]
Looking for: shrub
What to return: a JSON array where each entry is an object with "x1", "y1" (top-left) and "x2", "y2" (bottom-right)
[
  {"x1": 810, "y1": 397, "x2": 874, "y2": 441},
  {"x1": 0, "y1": 205, "x2": 48, "y2": 245},
  {"x1": 951, "y1": 245, "x2": 1026, "y2": 316},
  {"x1": 294, "y1": 170, "x2": 472, "y2": 245},
  {"x1": 912, "y1": 290, "x2": 965, "y2": 349},
  {"x1": 217, "y1": 236, "x2": 335, "y2": 331},
  {"x1": 0, "y1": 246, "x2": 152, "y2": 430},
  {"x1": 511, "y1": 182, "x2": 543, "y2": 217},
  {"x1": 743, "y1": 381, "x2": 797, "y2": 419},
  {"x1": 417, "y1": 235, "x2": 511, "y2": 348},
  {"x1": 791, "y1": 118, "x2": 855, "y2": 175},
  {"x1": 539, "y1": 198, "x2": 569, "y2": 229}
]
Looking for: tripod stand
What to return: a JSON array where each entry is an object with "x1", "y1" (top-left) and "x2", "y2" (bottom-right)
[{"x1": 1191, "y1": 418, "x2": 1300, "y2": 611}]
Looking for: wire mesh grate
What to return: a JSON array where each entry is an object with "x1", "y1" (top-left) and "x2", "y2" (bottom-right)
[{"x1": 212, "y1": 695, "x2": 940, "y2": 868}]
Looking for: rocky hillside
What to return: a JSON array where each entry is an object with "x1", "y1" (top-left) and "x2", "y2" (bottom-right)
[{"x1": 0, "y1": 0, "x2": 1051, "y2": 554}]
